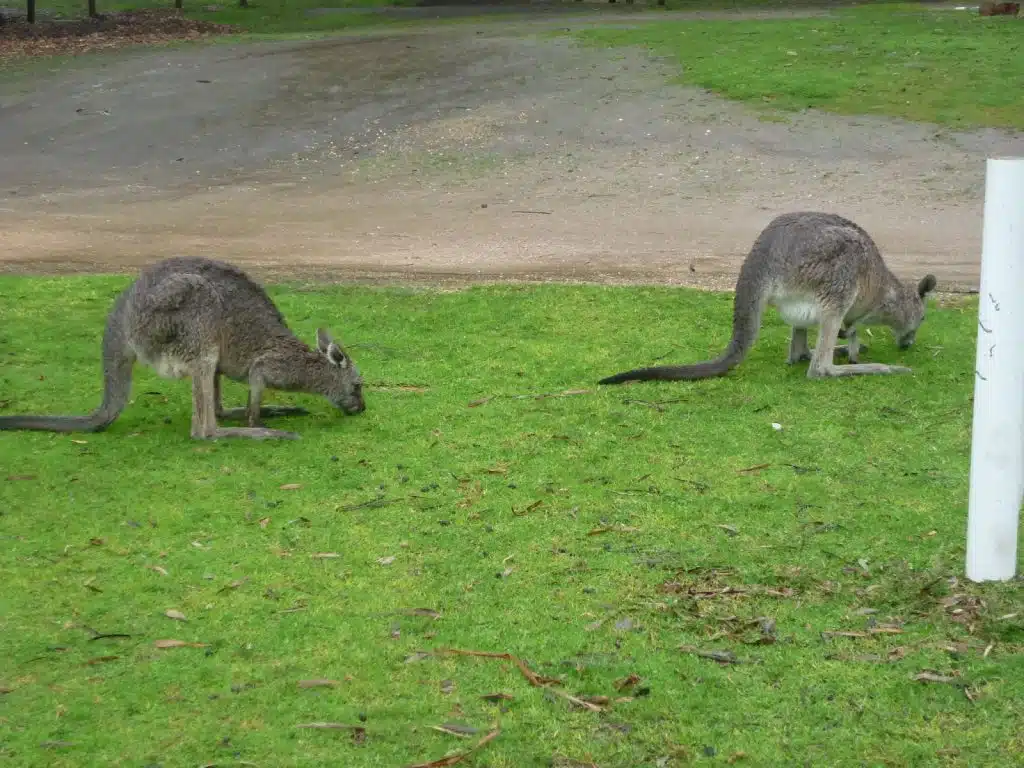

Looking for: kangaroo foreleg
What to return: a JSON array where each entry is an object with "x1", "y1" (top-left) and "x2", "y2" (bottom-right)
[
  {"x1": 214, "y1": 371, "x2": 307, "y2": 423},
  {"x1": 834, "y1": 326, "x2": 868, "y2": 363},
  {"x1": 217, "y1": 404, "x2": 309, "y2": 422},
  {"x1": 190, "y1": 361, "x2": 299, "y2": 440}
]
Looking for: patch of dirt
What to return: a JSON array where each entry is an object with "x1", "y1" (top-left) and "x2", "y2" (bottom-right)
[{"x1": 0, "y1": 8, "x2": 1021, "y2": 292}]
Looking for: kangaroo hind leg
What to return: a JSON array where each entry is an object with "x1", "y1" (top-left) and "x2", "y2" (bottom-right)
[
  {"x1": 787, "y1": 327, "x2": 812, "y2": 364},
  {"x1": 807, "y1": 313, "x2": 910, "y2": 378}
]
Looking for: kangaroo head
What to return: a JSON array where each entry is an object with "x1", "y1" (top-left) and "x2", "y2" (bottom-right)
[
  {"x1": 887, "y1": 274, "x2": 937, "y2": 349},
  {"x1": 315, "y1": 328, "x2": 365, "y2": 415}
]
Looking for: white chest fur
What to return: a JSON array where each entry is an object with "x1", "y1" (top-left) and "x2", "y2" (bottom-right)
[
  {"x1": 774, "y1": 297, "x2": 822, "y2": 328},
  {"x1": 147, "y1": 354, "x2": 192, "y2": 380}
]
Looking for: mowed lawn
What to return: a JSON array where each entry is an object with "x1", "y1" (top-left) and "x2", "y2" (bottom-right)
[
  {"x1": 574, "y1": 6, "x2": 1024, "y2": 129},
  {"x1": 0, "y1": 275, "x2": 1021, "y2": 767}
]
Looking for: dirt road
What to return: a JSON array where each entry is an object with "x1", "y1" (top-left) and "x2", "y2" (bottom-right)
[{"x1": 2, "y1": 6, "x2": 1022, "y2": 291}]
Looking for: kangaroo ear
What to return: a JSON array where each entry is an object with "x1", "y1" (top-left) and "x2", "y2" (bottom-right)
[
  {"x1": 315, "y1": 328, "x2": 333, "y2": 354},
  {"x1": 918, "y1": 274, "x2": 937, "y2": 298},
  {"x1": 326, "y1": 342, "x2": 349, "y2": 368}
]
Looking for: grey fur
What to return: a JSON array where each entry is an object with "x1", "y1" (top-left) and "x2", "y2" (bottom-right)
[
  {"x1": 0, "y1": 257, "x2": 365, "y2": 440},
  {"x1": 598, "y1": 211, "x2": 938, "y2": 385}
]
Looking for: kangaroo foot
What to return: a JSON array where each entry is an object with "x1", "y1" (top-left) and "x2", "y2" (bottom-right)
[
  {"x1": 809, "y1": 363, "x2": 912, "y2": 378},
  {"x1": 195, "y1": 427, "x2": 301, "y2": 440},
  {"x1": 787, "y1": 351, "x2": 812, "y2": 365}
]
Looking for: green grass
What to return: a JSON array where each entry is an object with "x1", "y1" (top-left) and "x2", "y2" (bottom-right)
[
  {"x1": 1, "y1": 275, "x2": 1022, "y2": 767},
  {"x1": 574, "y1": 6, "x2": 1024, "y2": 129}
]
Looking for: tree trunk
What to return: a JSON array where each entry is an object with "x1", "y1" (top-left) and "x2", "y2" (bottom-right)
[
  {"x1": 88, "y1": 0, "x2": 97, "y2": 17},
  {"x1": 27, "y1": 0, "x2": 35, "y2": 23}
]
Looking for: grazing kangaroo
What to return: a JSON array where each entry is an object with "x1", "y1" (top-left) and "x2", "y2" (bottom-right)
[
  {"x1": 598, "y1": 211, "x2": 937, "y2": 386},
  {"x1": 0, "y1": 257, "x2": 365, "y2": 440}
]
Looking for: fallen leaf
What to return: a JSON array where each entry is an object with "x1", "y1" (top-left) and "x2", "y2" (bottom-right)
[
  {"x1": 298, "y1": 679, "x2": 339, "y2": 688},
  {"x1": 586, "y1": 525, "x2": 639, "y2": 536},
  {"x1": 716, "y1": 524, "x2": 739, "y2": 537},
  {"x1": 467, "y1": 397, "x2": 493, "y2": 408},
  {"x1": 550, "y1": 687, "x2": 605, "y2": 712},
  {"x1": 377, "y1": 556, "x2": 396, "y2": 566},
  {"x1": 728, "y1": 752, "x2": 749, "y2": 764},
  {"x1": 436, "y1": 648, "x2": 561, "y2": 687},
  {"x1": 888, "y1": 647, "x2": 907, "y2": 661},
  {"x1": 154, "y1": 639, "x2": 208, "y2": 649},
  {"x1": 146, "y1": 565, "x2": 168, "y2": 576},
  {"x1": 164, "y1": 609, "x2": 187, "y2": 622},
  {"x1": 85, "y1": 655, "x2": 120, "y2": 665},
  {"x1": 513, "y1": 500, "x2": 544, "y2": 517},
  {"x1": 429, "y1": 722, "x2": 479, "y2": 738},
  {"x1": 679, "y1": 645, "x2": 751, "y2": 664},
  {"x1": 71, "y1": 439, "x2": 88, "y2": 444},
  {"x1": 440, "y1": 679, "x2": 456, "y2": 695},
  {"x1": 406, "y1": 726, "x2": 500, "y2": 767},
  {"x1": 280, "y1": 483, "x2": 302, "y2": 491},
  {"x1": 218, "y1": 578, "x2": 248, "y2": 592},
  {"x1": 614, "y1": 673, "x2": 642, "y2": 691},
  {"x1": 312, "y1": 552, "x2": 340, "y2": 559},
  {"x1": 480, "y1": 692, "x2": 514, "y2": 702},
  {"x1": 737, "y1": 463, "x2": 770, "y2": 474},
  {"x1": 258, "y1": 517, "x2": 271, "y2": 529},
  {"x1": 6, "y1": 474, "x2": 35, "y2": 481},
  {"x1": 822, "y1": 631, "x2": 869, "y2": 639},
  {"x1": 913, "y1": 671, "x2": 958, "y2": 684},
  {"x1": 404, "y1": 651, "x2": 431, "y2": 664}
]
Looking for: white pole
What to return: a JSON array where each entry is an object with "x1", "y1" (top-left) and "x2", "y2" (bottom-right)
[{"x1": 966, "y1": 156, "x2": 1024, "y2": 582}]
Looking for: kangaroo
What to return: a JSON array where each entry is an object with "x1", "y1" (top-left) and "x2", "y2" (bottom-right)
[
  {"x1": 0, "y1": 256, "x2": 365, "y2": 440},
  {"x1": 598, "y1": 211, "x2": 938, "y2": 386}
]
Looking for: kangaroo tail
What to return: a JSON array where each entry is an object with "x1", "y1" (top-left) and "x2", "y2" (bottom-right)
[
  {"x1": 598, "y1": 271, "x2": 765, "y2": 386},
  {"x1": 0, "y1": 308, "x2": 135, "y2": 434}
]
